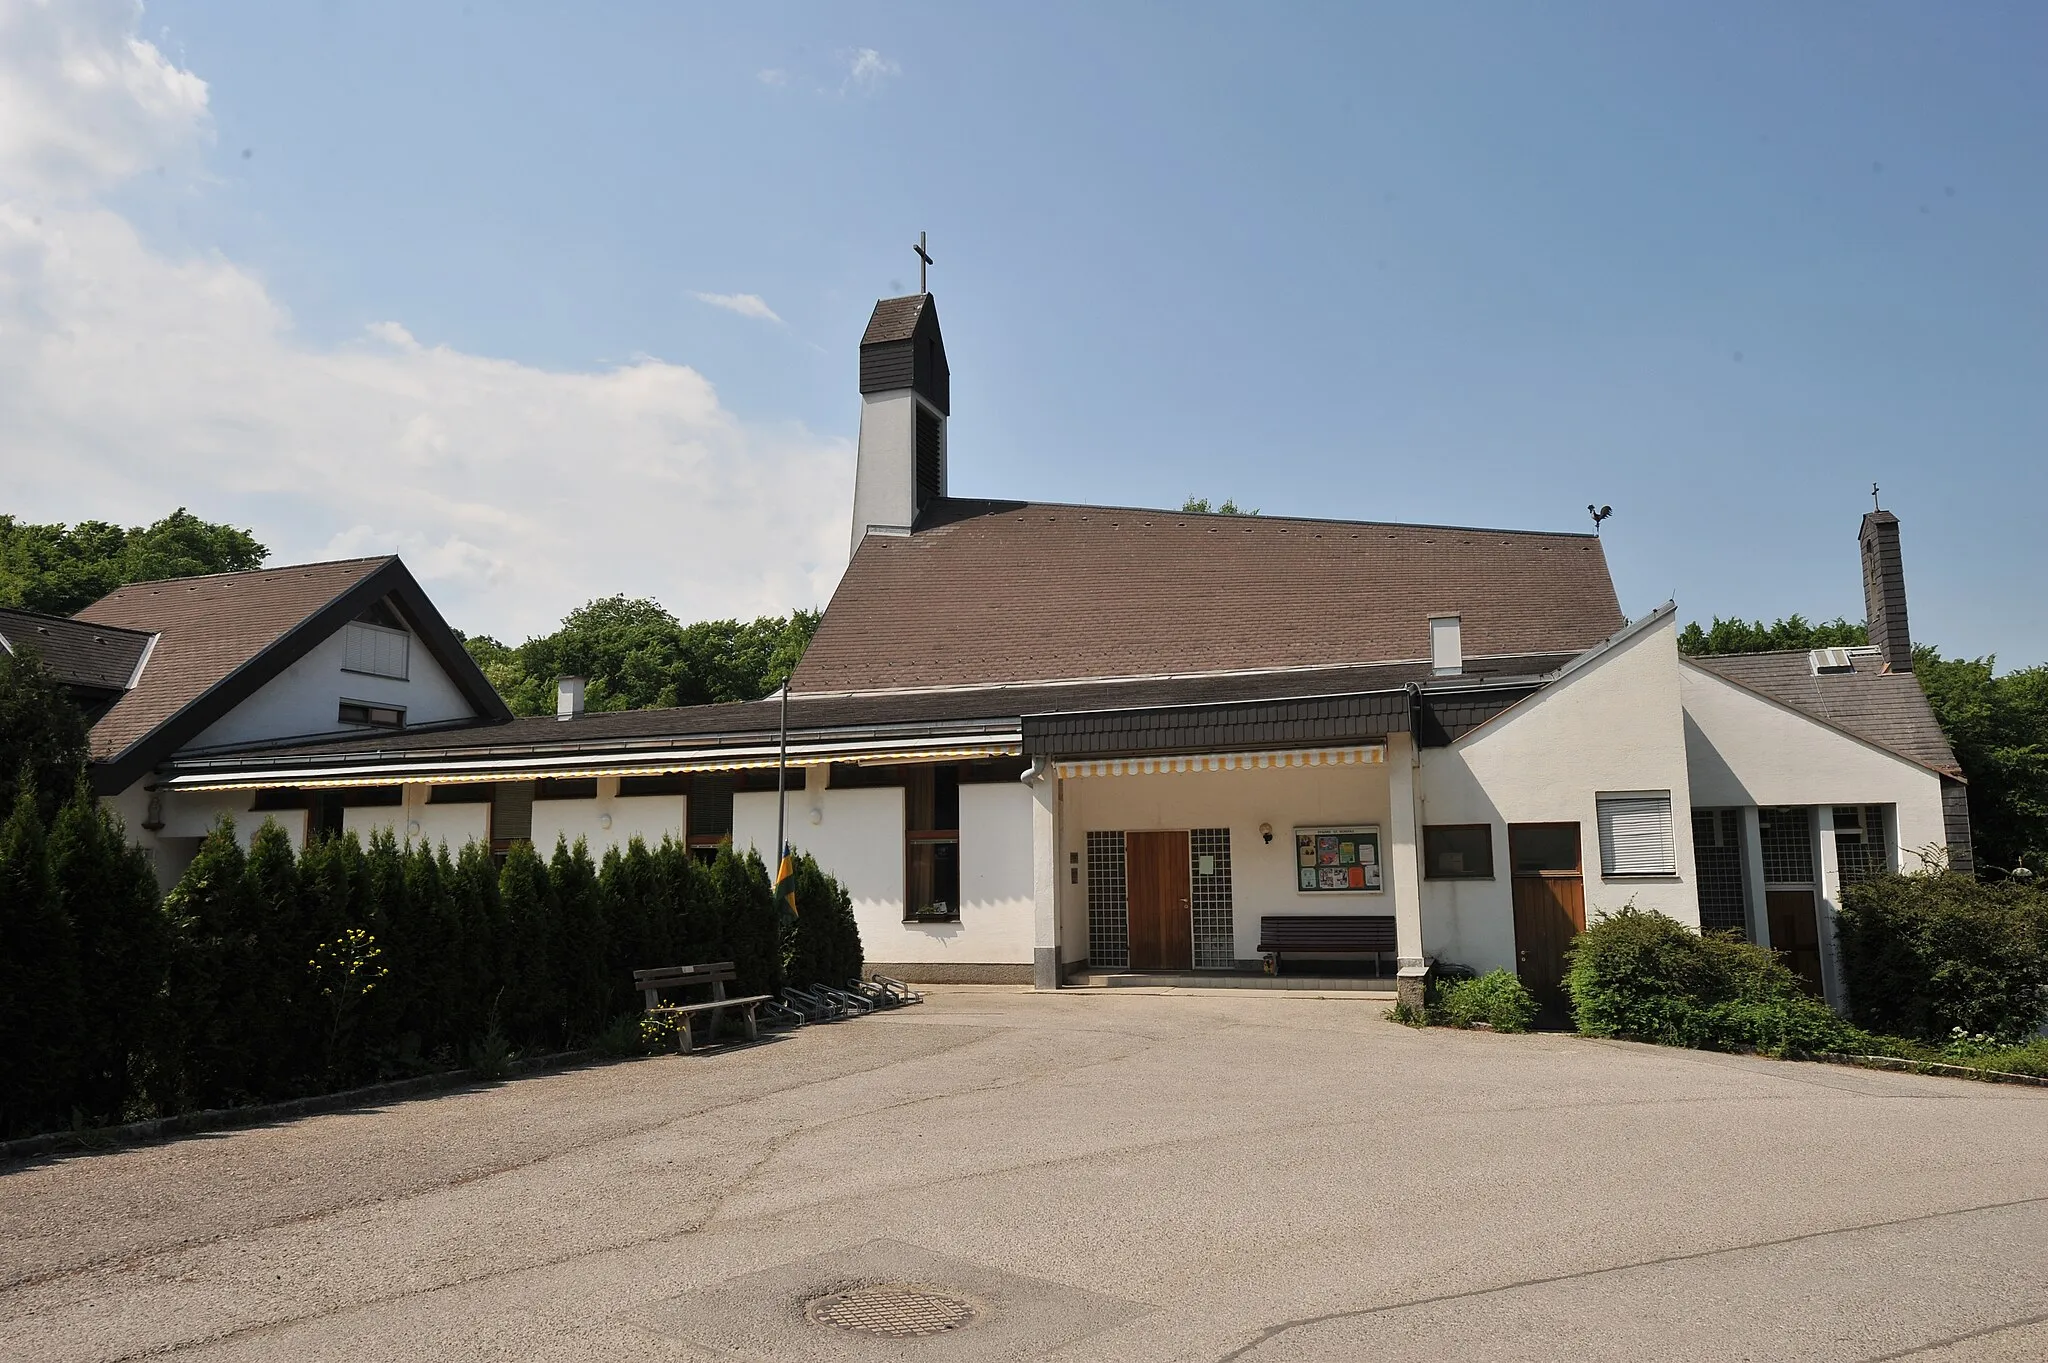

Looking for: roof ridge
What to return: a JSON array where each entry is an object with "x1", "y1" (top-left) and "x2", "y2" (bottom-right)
[
  {"x1": 88, "y1": 555, "x2": 396, "y2": 597},
  {"x1": 925, "y1": 497, "x2": 1604, "y2": 541}
]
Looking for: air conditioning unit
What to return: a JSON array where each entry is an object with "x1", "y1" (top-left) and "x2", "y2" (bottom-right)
[{"x1": 1810, "y1": 647, "x2": 1854, "y2": 675}]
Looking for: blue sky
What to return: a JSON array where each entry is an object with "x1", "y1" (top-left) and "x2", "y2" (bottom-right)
[{"x1": 6, "y1": 2, "x2": 2044, "y2": 664}]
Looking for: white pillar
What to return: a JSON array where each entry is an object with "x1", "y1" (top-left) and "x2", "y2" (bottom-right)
[
  {"x1": 1387, "y1": 733, "x2": 1426, "y2": 971},
  {"x1": 1030, "y1": 764, "x2": 1060, "y2": 990},
  {"x1": 1739, "y1": 805, "x2": 1770, "y2": 948},
  {"x1": 1814, "y1": 805, "x2": 1846, "y2": 1010}
]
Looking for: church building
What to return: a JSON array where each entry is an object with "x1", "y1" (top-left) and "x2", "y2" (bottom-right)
[{"x1": 19, "y1": 290, "x2": 1969, "y2": 1012}]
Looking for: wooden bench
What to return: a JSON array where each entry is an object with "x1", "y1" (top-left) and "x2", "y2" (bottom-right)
[
  {"x1": 1256, "y1": 915, "x2": 1398, "y2": 976},
  {"x1": 633, "y1": 962, "x2": 773, "y2": 1052}
]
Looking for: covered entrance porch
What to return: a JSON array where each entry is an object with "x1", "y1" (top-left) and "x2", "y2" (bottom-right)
[{"x1": 1030, "y1": 738, "x2": 1428, "y2": 993}]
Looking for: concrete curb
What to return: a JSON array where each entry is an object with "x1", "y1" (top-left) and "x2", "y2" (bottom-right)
[
  {"x1": 1812, "y1": 1051, "x2": 2048, "y2": 1089},
  {"x1": 0, "y1": 1047, "x2": 614, "y2": 1165}
]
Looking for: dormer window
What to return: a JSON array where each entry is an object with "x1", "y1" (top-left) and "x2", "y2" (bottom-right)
[{"x1": 344, "y1": 600, "x2": 410, "y2": 680}]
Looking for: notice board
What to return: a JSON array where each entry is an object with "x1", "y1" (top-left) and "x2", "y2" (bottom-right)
[{"x1": 1295, "y1": 825, "x2": 1383, "y2": 893}]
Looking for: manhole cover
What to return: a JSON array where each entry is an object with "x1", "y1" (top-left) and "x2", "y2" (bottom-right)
[{"x1": 806, "y1": 1283, "x2": 978, "y2": 1338}]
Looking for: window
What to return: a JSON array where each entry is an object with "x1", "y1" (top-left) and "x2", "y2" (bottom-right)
[
  {"x1": 1597, "y1": 793, "x2": 1676, "y2": 877},
  {"x1": 1509, "y1": 823, "x2": 1581, "y2": 875},
  {"x1": 687, "y1": 774, "x2": 735, "y2": 861},
  {"x1": 1835, "y1": 805, "x2": 1890, "y2": 886},
  {"x1": 343, "y1": 621, "x2": 410, "y2": 679},
  {"x1": 428, "y1": 783, "x2": 495, "y2": 804},
  {"x1": 534, "y1": 777, "x2": 597, "y2": 800},
  {"x1": 618, "y1": 774, "x2": 690, "y2": 797},
  {"x1": 904, "y1": 764, "x2": 960, "y2": 921},
  {"x1": 1423, "y1": 824, "x2": 1494, "y2": 879},
  {"x1": 338, "y1": 699, "x2": 404, "y2": 728}
]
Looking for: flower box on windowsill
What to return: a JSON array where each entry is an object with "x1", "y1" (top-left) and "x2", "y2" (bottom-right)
[{"x1": 904, "y1": 907, "x2": 960, "y2": 924}]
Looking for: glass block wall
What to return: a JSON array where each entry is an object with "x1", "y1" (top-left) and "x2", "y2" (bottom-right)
[
  {"x1": 1760, "y1": 807, "x2": 1815, "y2": 885},
  {"x1": 1692, "y1": 808, "x2": 1748, "y2": 936},
  {"x1": 1189, "y1": 827, "x2": 1235, "y2": 969},
  {"x1": 1086, "y1": 830, "x2": 1128, "y2": 969}
]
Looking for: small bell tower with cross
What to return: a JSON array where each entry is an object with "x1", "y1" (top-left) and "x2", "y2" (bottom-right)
[{"x1": 849, "y1": 233, "x2": 952, "y2": 554}]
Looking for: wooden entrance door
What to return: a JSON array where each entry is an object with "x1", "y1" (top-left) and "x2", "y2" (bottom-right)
[
  {"x1": 1126, "y1": 831, "x2": 1192, "y2": 971},
  {"x1": 1509, "y1": 823, "x2": 1585, "y2": 1017},
  {"x1": 1767, "y1": 890, "x2": 1825, "y2": 994}
]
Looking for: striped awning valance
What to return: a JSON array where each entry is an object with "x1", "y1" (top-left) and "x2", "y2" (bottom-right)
[{"x1": 1055, "y1": 745, "x2": 1384, "y2": 780}]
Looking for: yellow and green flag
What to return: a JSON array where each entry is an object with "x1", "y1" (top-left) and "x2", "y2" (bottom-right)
[{"x1": 774, "y1": 848, "x2": 799, "y2": 918}]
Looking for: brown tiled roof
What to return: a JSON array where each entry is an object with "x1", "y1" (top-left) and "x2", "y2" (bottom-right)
[
  {"x1": 793, "y1": 499, "x2": 1625, "y2": 692},
  {"x1": 0, "y1": 608, "x2": 154, "y2": 693},
  {"x1": 74, "y1": 558, "x2": 395, "y2": 763},
  {"x1": 1689, "y1": 652, "x2": 1962, "y2": 777}
]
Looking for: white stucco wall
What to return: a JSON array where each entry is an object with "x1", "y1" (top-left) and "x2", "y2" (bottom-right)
[
  {"x1": 1679, "y1": 664, "x2": 1949, "y2": 864},
  {"x1": 958, "y1": 781, "x2": 1036, "y2": 964},
  {"x1": 737, "y1": 782, "x2": 1014, "y2": 964},
  {"x1": 849, "y1": 389, "x2": 921, "y2": 553},
  {"x1": 1058, "y1": 760, "x2": 1396, "y2": 964},
  {"x1": 343, "y1": 786, "x2": 490, "y2": 851},
  {"x1": 529, "y1": 778, "x2": 687, "y2": 859},
  {"x1": 184, "y1": 621, "x2": 478, "y2": 752},
  {"x1": 1418, "y1": 613, "x2": 1700, "y2": 973}
]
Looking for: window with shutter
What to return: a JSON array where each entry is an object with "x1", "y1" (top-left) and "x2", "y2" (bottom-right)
[
  {"x1": 342, "y1": 622, "x2": 410, "y2": 679},
  {"x1": 1597, "y1": 793, "x2": 1676, "y2": 877}
]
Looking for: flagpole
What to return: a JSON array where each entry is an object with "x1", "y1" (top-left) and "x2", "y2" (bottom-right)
[{"x1": 774, "y1": 680, "x2": 790, "y2": 875}]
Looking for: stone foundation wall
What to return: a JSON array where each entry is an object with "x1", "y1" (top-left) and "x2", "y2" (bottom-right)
[{"x1": 865, "y1": 962, "x2": 1036, "y2": 985}]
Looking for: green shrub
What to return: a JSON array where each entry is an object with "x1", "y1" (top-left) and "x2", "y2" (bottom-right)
[
  {"x1": 1567, "y1": 907, "x2": 1855, "y2": 1055},
  {"x1": 593, "y1": 1013, "x2": 646, "y2": 1058},
  {"x1": 1433, "y1": 969, "x2": 1538, "y2": 1033},
  {"x1": 784, "y1": 852, "x2": 864, "y2": 990},
  {"x1": 0, "y1": 770, "x2": 84, "y2": 1134},
  {"x1": 1834, "y1": 872, "x2": 2048, "y2": 1042}
]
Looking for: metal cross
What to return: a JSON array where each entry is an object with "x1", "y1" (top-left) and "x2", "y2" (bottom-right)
[
  {"x1": 1871, "y1": 481, "x2": 1881, "y2": 511},
  {"x1": 913, "y1": 231, "x2": 933, "y2": 294}
]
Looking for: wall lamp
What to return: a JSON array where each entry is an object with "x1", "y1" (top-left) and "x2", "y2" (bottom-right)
[{"x1": 1260, "y1": 822, "x2": 1274, "y2": 844}]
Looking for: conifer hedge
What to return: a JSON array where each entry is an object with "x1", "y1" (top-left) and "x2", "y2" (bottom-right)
[{"x1": 0, "y1": 771, "x2": 864, "y2": 1137}]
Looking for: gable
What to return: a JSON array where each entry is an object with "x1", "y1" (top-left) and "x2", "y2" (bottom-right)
[
  {"x1": 794, "y1": 499, "x2": 1625, "y2": 692},
  {"x1": 184, "y1": 598, "x2": 485, "y2": 752},
  {"x1": 75, "y1": 556, "x2": 509, "y2": 791},
  {"x1": 1680, "y1": 662, "x2": 1948, "y2": 808},
  {"x1": 1687, "y1": 651, "x2": 1959, "y2": 776}
]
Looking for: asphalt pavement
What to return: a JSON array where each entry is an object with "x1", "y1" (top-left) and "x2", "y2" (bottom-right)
[{"x1": 4, "y1": 986, "x2": 2047, "y2": 1362}]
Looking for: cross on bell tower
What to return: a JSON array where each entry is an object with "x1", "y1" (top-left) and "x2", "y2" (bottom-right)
[{"x1": 913, "y1": 231, "x2": 932, "y2": 294}]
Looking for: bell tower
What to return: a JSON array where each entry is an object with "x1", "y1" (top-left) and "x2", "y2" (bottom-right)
[{"x1": 850, "y1": 292, "x2": 950, "y2": 554}]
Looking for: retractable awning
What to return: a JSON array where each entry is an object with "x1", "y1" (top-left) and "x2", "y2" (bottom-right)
[{"x1": 1055, "y1": 744, "x2": 1384, "y2": 780}]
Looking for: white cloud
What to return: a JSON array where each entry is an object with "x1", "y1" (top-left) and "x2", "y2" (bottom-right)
[
  {"x1": 690, "y1": 291, "x2": 782, "y2": 324},
  {"x1": 842, "y1": 48, "x2": 899, "y2": 93},
  {"x1": 755, "y1": 67, "x2": 788, "y2": 87},
  {"x1": 0, "y1": 0, "x2": 853, "y2": 641}
]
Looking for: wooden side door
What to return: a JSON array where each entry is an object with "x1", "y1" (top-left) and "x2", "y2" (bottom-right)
[
  {"x1": 1509, "y1": 823, "x2": 1585, "y2": 1016},
  {"x1": 1767, "y1": 890, "x2": 1825, "y2": 994},
  {"x1": 1125, "y1": 831, "x2": 1192, "y2": 971}
]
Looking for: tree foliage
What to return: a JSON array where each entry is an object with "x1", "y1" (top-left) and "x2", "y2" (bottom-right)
[
  {"x1": 1676, "y1": 614, "x2": 1869, "y2": 656},
  {"x1": 0, "y1": 647, "x2": 90, "y2": 826},
  {"x1": 1181, "y1": 496, "x2": 1260, "y2": 516},
  {"x1": 0, "y1": 509, "x2": 268, "y2": 616},
  {"x1": 463, "y1": 596, "x2": 819, "y2": 715},
  {"x1": 1913, "y1": 650, "x2": 2048, "y2": 878}
]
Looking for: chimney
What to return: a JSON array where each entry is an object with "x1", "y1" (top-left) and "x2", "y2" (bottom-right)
[
  {"x1": 556, "y1": 676, "x2": 586, "y2": 720},
  {"x1": 1430, "y1": 615, "x2": 1463, "y2": 677},
  {"x1": 850, "y1": 293, "x2": 950, "y2": 555},
  {"x1": 1859, "y1": 510, "x2": 1912, "y2": 672}
]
